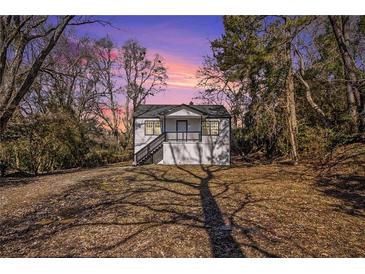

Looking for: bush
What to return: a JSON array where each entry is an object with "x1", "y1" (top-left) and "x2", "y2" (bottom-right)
[
  {"x1": 297, "y1": 125, "x2": 335, "y2": 161},
  {"x1": 83, "y1": 148, "x2": 132, "y2": 167},
  {"x1": 0, "y1": 112, "x2": 133, "y2": 174}
]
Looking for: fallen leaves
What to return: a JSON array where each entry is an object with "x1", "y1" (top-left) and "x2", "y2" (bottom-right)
[{"x1": 0, "y1": 154, "x2": 364, "y2": 257}]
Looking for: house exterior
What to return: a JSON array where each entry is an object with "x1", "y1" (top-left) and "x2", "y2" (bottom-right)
[{"x1": 133, "y1": 104, "x2": 231, "y2": 165}]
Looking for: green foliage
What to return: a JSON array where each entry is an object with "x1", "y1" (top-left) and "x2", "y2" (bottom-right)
[
  {"x1": 212, "y1": 16, "x2": 294, "y2": 160},
  {"x1": 83, "y1": 147, "x2": 132, "y2": 168},
  {"x1": 0, "y1": 111, "x2": 130, "y2": 175},
  {"x1": 202, "y1": 16, "x2": 365, "y2": 162},
  {"x1": 95, "y1": 37, "x2": 114, "y2": 49},
  {"x1": 211, "y1": 16, "x2": 267, "y2": 80},
  {"x1": 297, "y1": 125, "x2": 333, "y2": 161},
  {"x1": 231, "y1": 128, "x2": 253, "y2": 157}
]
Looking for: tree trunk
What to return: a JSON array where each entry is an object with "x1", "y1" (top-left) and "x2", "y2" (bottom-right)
[
  {"x1": 114, "y1": 129, "x2": 120, "y2": 150},
  {"x1": 14, "y1": 146, "x2": 20, "y2": 169},
  {"x1": 283, "y1": 18, "x2": 299, "y2": 163},
  {"x1": 123, "y1": 96, "x2": 132, "y2": 149},
  {"x1": 345, "y1": 79, "x2": 359, "y2": 130},
  {"x1": 232, "y1": 114, "x2": 238, "y2": 128},
  {"x1": 329, "y1": 16, "x2": 364, "y2": 132},
  {"x1": 286, "y1": 63, "x2": 299, "y2": 163},
  {"x1": 0, "y1": 16, "x2": 74, "y2": 133},
  {"x1": 294, "y1": 47, "x2": 330, "y2": 127},
  {"x1": 298, "y1": 74, "x2": 330, "y2": 127}
]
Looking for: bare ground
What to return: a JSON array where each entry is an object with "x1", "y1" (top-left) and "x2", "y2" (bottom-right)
[{"x1": 0, "y1": 145, "x2": 364, "y2": 257}]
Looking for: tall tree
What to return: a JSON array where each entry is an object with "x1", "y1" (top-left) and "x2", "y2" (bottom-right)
[
  {"x1": 91, "y1": 37, "x2": 123, "y2": 149},
  {"x1": 0, "y1": 16, "x2": 75, "y2": 133},
  {"x1": 197, "y1": 56, "x2": 249, "y2": 128},
  {"x1": 329, "y1": 16, "x2": 365, "y2": 132},
  {"x1": 205, "y1": 16, "x2": 316, "y2": 162},
  {"x1": 0, "y1": 16, "x2": 103, "y2": 134},
  {"x1": 121, "y1": 39, "x2": 167, "y2": 147}
]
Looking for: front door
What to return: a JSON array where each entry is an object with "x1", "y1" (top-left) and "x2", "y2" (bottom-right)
[{"x1": 176, "y1": 120, "x2": 187, "y2": 141}]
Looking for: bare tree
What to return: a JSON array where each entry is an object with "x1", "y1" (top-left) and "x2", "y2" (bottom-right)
[
  {"x1": 90, "y1": 37, "x2": 123, "y2": 149},
  {"x1": 197, "y1": 56, "x2": 249, "y2": 128},
  {"x1": 121, "y1": 40, "x2": 167, "y2": 147},
  {"x1": 294, "y1": 46, "x2": 330, "y2": 128},
  {"x1": 0, "y1": 16, "x2": 104, "y2": 134},
  {"x1": 25, "y1": 35, "x2": 99, "y2": 123},
  {"x1": 0, "y1": 16, "x2": 74, "y2": 133}
]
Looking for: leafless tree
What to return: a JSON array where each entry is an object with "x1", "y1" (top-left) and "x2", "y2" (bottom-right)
[
  {"x1": 89, "y1": 37, "x2": 123, "y2": 149},
  {"x1": 24, "y1": 35, "x2": 99, "y2": 123},
  {"x1": 197, "y1": 56, "x2": 249, "y2": 128},
  {"x1": 0, "y1": 16, "x2": 103, "y2": 134},
  {"x1": 120, "y1": 39, "x2": 168, "y2": 147}
]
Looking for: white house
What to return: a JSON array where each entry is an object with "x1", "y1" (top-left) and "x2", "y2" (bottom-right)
[{"x1": 133, "y1": 104, "x2": 231, "y2": 165}]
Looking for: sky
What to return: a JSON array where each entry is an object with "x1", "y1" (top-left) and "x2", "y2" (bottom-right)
[{"x1": 76, "y1": 16, "x2": 224, "y2": 104}]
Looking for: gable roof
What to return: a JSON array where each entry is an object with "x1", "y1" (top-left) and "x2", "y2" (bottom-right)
[
  {"x1": 134, "y1": 104, "x2": 231, "y2": 118},
  {"x1": 160, "y1": 104, "x2": 207, "y2": 116}
]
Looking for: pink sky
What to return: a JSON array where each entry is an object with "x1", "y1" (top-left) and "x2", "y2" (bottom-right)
[
  {"x1": 76, "y1": 16, "x2": 223, "y2": 105},
  {"x1": 149, "y1": 50, "x2": 201, "y2": 104}
]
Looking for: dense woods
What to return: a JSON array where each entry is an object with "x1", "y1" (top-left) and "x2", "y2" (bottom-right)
[
  {"x1": 1, "y1": 15, "x2": 365, "y2": 175},
  {"x1": 0, "y1": 16, "x2": 167, "y2": 174},
  {"x1": 197, "y1": 15, "x2": 365, "y2": 163}
]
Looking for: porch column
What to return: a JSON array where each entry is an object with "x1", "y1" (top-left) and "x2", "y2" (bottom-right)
[{"x1": 200, "y1": 115, "x2": 203, "y2": 142}]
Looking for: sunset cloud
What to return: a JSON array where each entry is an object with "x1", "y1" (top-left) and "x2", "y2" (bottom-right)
[
  {"x1": 159, "y1": 51, "x2": 199, "y2": 89},
  {"x1": 75, "y1": 16, "x2": 223, "y2": 104}
]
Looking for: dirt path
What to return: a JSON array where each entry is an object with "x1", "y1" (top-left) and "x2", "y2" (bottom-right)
[{"x1": 0, "y1": 164, "x2": 131, "y2": 219}]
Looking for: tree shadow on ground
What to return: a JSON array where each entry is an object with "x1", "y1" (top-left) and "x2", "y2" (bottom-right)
[
  {"x1": 154, "y1": 164, "x2": 245, "y2": 257},
  {"x1": 0, "y1": 162, "x2": 292, "y2": 257},
  {"x1": 312, "y1": 143, "x2": 365, "y2": 218},
  {"x1": 0, "y1": 176, "x2": 36, "y2": 188},
  {"x1": 198, "y1": 166, "x2": 244, "y2": 257},
  {"x1": 130, "y1": 164, "x2": 286, "y2": 258},
  {"x1": 315, "y1": 175, "x2": 365, "y2": 217}
]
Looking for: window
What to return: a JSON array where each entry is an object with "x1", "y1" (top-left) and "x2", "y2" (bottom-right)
[
  {"x1": 145, "y1": 120, "x2": 161, "y2": 135},
  {"x1": 202, "y1": 120, "x2": 219, "y2": 135}
]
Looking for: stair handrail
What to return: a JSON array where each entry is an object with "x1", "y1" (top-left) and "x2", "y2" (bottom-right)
[{"x1": 135, "y1": 132, "x2": 166, "y2": 163}]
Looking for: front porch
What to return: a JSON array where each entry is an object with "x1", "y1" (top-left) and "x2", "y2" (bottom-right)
[{"x1": 163, "y1": 115, "x2": 203, "y2": 142}]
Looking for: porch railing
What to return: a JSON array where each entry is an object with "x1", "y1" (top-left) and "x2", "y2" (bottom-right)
[
  {"x1": 165, "y1": 131, "x2": 201, "y2": 142},
  {"x1": 135, "y1": 132, "x2": 166, "y2": 164}
]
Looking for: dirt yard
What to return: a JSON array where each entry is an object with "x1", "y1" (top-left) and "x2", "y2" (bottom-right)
[{"x1": 1, "y1": 147, "x2": 364, "y2": 257}]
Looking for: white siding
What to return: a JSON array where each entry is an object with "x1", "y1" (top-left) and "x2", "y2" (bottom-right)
[
  {"x1": 162, "y1": 118, "x2": 230, "y2": 165},
  {"x1": 134, "y1": 116, "x2": 230, "y2": 165},
  {"x1": 134, "y1": 118, "x2": 161, "y2": 153},
  {"x1": 166, "y1": 108, "x2": 201, "y2": 117},
  {"x1": 163, "y1": 142, "x2": 230, "y2": 165}
]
